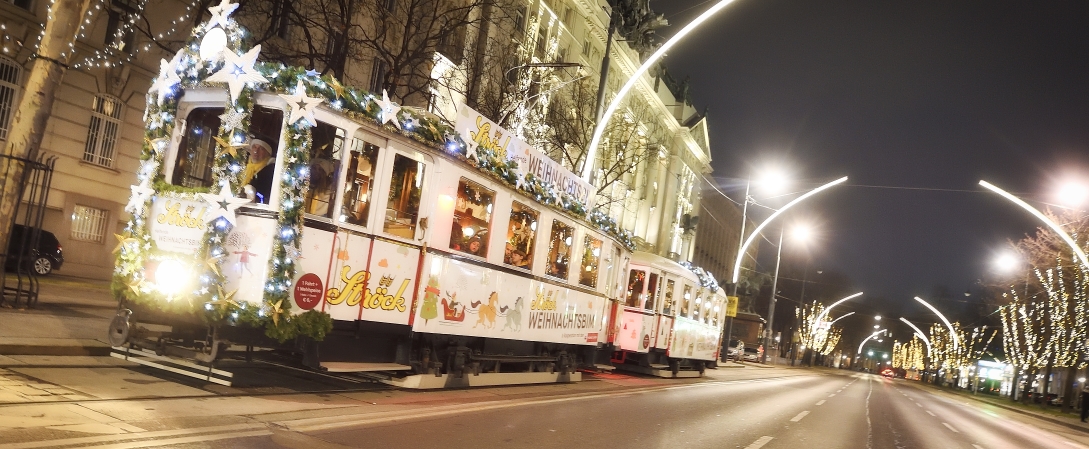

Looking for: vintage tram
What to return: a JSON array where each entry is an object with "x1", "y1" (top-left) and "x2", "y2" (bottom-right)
[{"x1": 108, "y1": 3, "x2": 724, "y2": 387}]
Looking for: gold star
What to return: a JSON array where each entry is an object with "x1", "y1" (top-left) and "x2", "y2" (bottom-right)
[
  {"x1": 328, "y1": 77, "x2": 347, "y2": 99},
  {"x1": 214, "y1": 136, "x2": 243, "y2": 158},
  {"x1": 113, "y1": 234, "x2": 139, "y2": 255},
  {"x1": 270, "y1": 299, "x2": 285, "y2": 326},
  {"x1": 206, "y1": 254, "x2": 224, "y2": 277},
  {"x1": 126, "y1": 278, "x2": 144, "y2": 295},
  {"x1": 209, "y1": 287, "x2": 239, "y2": 311}
]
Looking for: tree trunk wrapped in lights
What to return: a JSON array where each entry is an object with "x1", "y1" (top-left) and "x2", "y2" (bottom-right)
[{"x1": 892, "y1": 335, "x2": 927, "y2": 372}]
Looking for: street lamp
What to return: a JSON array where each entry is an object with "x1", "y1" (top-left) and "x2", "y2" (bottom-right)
[
  {"x1": 914, "y1": 296, "x2": 959, "y2": 352},
  {"x1": 581, "y1": 0, "x2": 741, "y2": 180},
  {"x1": 858, "y1": 328, "x2": 887, "y2": 355},
  {"x1": 761, "y1": 223, "x2": 815, "y2": 364},
  {"x1": 979, "y1": 180, "x2": 1089, "y2": 270},
  {"x1": 899, "y1": 317, "x2": 932, "y2": 357}
]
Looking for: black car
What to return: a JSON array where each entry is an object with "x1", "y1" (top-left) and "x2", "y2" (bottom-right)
[{"x1": 4, "y1": 224, "x2": 64, "y2": 275}]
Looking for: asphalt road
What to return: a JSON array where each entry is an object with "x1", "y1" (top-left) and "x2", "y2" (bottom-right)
[{"x1": 153, "y1": 371, "x2": 1089, "y2": 449}]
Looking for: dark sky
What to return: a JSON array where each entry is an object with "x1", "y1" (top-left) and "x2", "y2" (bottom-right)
[{"x1": 652, "y1": 0, "x2": 1089, "y2": 320}]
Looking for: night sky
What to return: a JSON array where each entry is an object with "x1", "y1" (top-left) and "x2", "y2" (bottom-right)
[{"x1": 653, "y1": 0, "x2": 1089, "y2": 322}]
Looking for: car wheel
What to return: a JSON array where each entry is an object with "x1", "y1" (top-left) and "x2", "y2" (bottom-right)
[{"x1": 32, "y1": 257, "x2": 52, "y2": 275}]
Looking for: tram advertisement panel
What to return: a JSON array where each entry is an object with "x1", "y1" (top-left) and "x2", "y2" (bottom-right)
[
  {"x1": 320, "y1": 234, "x2": 416, "y2": 325},
  {"x1": 413, "y1": 255, "x2": 606, "y2": 346},
  {"x1": 616, "y1": 308, "x2": 656, "y2": 353},
  {"x1": 289, "y1": 226, "x2": 336, "y2": 316},
  {"x1": 668, "y1": 316, "x2": 720, "y2": 361},
  {"x1": 221, "y1": 214, "x2": 276, "y2": 306},
  {"x1": 654, "y1": 315, "x2": 673, "y2": 350},
  {"x1": 148, "y1": 197, "x2": 208, "y2": 254}
]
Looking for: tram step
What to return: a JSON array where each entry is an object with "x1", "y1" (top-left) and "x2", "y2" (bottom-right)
[
  {"x1": 593, "y1": 364, "x2": 616, "y2": 371},
  {"x1": 648, "y1": 363, "x2": 669, "y2": 369},
  {"x1": 321, "y1": 362, "x2": 413, "y2": 373}
]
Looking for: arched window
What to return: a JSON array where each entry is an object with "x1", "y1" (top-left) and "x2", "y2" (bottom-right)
[
  {"x1": 83, "y1": 94, "x2": 124, "y2": 167},
  {"x1": 0, "y1": 57, "x2": 21, "y2": 142}
]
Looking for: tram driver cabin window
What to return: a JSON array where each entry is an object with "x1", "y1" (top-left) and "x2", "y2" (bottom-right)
[
  {"x1": 625, "y1": 270, "x2": 645, "y2": 308},
  {"x1": 681, "y1": 284, "x2": 693, "y2": 318},
  {"x1": 304, "y1": 122, "x2": 345, "y2": 219},
  {"x1": 662, "y1": 279, "x2": 675, "y2": 315},
  {"x1": 383, "y1": 154, "x2": 425, "y2": 239},
  {"x1": 340, "y1": 138, "x2": 380, "y2": 227},
  {"x1": 545, "y1": 220, "x2": 573, "y2": 280},
  {"x1": 578, "y1": 236, "x2": 602, "y2": 288},
  {"x1": 172, "y1": 106, "x2": 284, "y2": 203},
  {"x1": 449, "y1": 177, "x2": 494, "y2": 257}
]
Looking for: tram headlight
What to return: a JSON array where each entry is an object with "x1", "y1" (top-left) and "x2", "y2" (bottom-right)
[{"x1": 155, "y1": 259, "x2": 190, "y2": 295}]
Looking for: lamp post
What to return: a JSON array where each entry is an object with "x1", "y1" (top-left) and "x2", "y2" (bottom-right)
[
  {"x1": 979, "y1": 180, "x2": 1089, "y2": 270},
  {"x1": 808, "y1": 291, "x2": 864, "y2": 366},
  {"x1": 760, "y1": 229, "x2": 784, "y2": 364},
  {"x1": 914, "y1": 296, "x2": 959, "y2": 352}
]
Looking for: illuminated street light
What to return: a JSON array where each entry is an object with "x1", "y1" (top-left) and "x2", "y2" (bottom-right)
[
  {"x1": 827, "y1": 312, "x2": 855, "y2": 326},
  {"x1": 914, "y1": 296, "x2": 959, "y2": 352},
  {"x1": 814, "y1": 292, "x2": 864, "y2": 325},
  {"x1": 875, "y1": 315, "x2": 881, "y2": 321},
  {"x1": 979, "y1": 180, "x2": 1089, "y2": 270},
  {"x1": 858, "y1": 328, "x2": 887, "y2": 354},
  {"x1": 1056, "y1": 179, "x2": 1089, "y2": 208},
  {"x1": 582, "y1": 0, "x2": 740, "y2": 180},
  {"x1": 994, "y1": 251, "x2": 1021, "y2": 274}
]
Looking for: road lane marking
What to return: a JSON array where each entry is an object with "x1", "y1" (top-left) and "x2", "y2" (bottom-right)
[
  {"x1": 816, "y1": 400, "x2": 826, "y2": 405},
  {"x1": 745, "y1": 436, "x2": 774, "y2": 449},
  {"x1": 829, "y1": 394, "x2": 836, "y2": 397},
  {"x1": 973, "y1": 445, "x2": 985, "y2": 449},
  {"x1": 926, "y1": 411, "x2": 936, "y2": 417},
  {"x1": 942, "y1": 422, "x2": 959, "y2": 433},
  {"x1": 790, "y1": 411, "x2": 810, "y2": 422},
  {"x1": 916, "y1": 402, "x2": 923, "y2": 407}
]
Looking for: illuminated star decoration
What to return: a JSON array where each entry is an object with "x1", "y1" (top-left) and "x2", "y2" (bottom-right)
[
  {"x1": 269, "y1": 299, "x2": 285, "y2": 326},
  {"x1": 145, "y1": 136, "x2": 169, "y2": 154},
  {"x1": 206, "y1": 254, "x2": 224, "y2": 277},
  {"x1": 126, "y1": 277, "x2": 145, "y2": 295},
  {"x1": 327, "y1": 77, "x2": 347, "y2": 99},
  {"x1": 125, "y1": 179, "x2": 155, "y2": 215},
  {"x1": 205, "y1": 0, "x2": 239, "y2": 30},
  {"x1": 205, "y1": 45, "x2": 268, "y2": 104},
  {"x1": 279, "y1": 80, "x2": 323, "y2": 126},
  {"x1": 199, "y1": 183, "x2": 249, "y2": 225},
  {"x1": 113, "y1": 234, "x2": 139, "y2": 255},
  {"x1": 147, "y1": 53, "x2": 183, "y2": 105},
  {"x1": 464, "y1": 139, "x2": 481, "y2": 162},
  {"x1": 514, "y1": 165, "x2": 526, "y2": 191},
  {"x1": 209, "y1": 286, "x2": 239, "y2": 311},
  {"x1": 378, "y1": 89, "x2": 401, "y2": 129},
  {"x1": 305, "y1": 69, "x2": 320, "y2": 77},
  {"x1": 214, "y1": 136, "x2": 244, "y2": 158},
  {"x1": 218, "y1": 108, "x2": 246, "y2": 132}
]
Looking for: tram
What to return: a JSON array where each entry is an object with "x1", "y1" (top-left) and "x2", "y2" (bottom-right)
[
  {"x1": 612, "y1": 253, "x2": 728, "y2": 377},
  {"x1": 109, "y1": 3, "x2": 723, "y2": 388}
]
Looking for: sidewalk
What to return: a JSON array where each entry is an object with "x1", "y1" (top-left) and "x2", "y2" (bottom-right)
[
  {"x1": 908, "y1": 377, "x2": 1089, "y2": 435},
  {"x1": 0, "y1": 274, "x2": 115, "y2": 359}
]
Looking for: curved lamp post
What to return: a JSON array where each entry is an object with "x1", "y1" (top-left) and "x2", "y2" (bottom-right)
[
  {"x1": 731, "y1": 177, "x2": 849, "y2": 285},
  {"x1": 858, "y1": 328, "x2": 887, "y2": 355},
  {"x1": 899, "y1": 317, "x2": 932, "y2": 357},
  {"x1": 814, "y1": 292, "x2": 864, "y2": 327},
  {"x1": 827, "y1": 311, "x2": 855, "y2": 327},
  {"x1": 914, "y1": 296, "x2": 958, "y2": 352},
  {"x1": 580, "y1": 0, "x2": 740, "y2": 180},
  {"x1": 979, "y1": 180, "x2": 1089, "y2": 270}
]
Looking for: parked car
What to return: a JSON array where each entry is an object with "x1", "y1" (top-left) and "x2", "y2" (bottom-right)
[
  {"x1": 4, "y1": 224, "x2": 63, "y2": 275},
  {"x1": 742, "y1": 346, "x2": 761, "y2": 363},
  {"x1": 724, "y1": 339, "x2": 744, "y2": 361}
]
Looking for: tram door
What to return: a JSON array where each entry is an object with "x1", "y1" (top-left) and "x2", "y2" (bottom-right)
[
  {"x1": 653, "y1": 275, "x2": 677, "y2": 350},
  {"x1": 617, "y1": 267, "x2": 657, "y2": 353}
]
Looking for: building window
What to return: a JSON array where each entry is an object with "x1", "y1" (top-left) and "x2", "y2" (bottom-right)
[
  {"x1": 83, "y1": 94, "x2": 123, "y2": 168},
  {"x1": 369, "y1": 59, "x2": 388, "y2": 94},
  {"x1": 270, "y1": 0, "x2": 292, "y2": 38},
  {"x1": 545, "y1": 220, "x2": 572, "y2": 280},
  {"x1": 105, "y1": 0, "x2": 137, "y2": 54},
  {"x1": 514, "y1": 6, "x2": 526, "y2": 32},
  {"x1": 450, "y1": 177, "x2": 494, "y2": 257},
  {"x1": 6, "y1": 0, "x2": 32, "y2": 10},
  {"x1": 0, "y1": 57, "x2": 20, "y2": 142},
  {"x1": 504, "y1": 201, "x2": 537, "y2": 270},
  {"x1": 581, "y1": 38, "x2": 590, "y2": 57},
  {"x1": 71, "y1": 205, "x2": 108, "y2": 243},
  {"x1": 382, "y1": 0, "x2": 395, "y2": 12}
]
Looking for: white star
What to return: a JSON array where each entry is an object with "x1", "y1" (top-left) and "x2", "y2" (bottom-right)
[
  {"x1": 465, "y1": 139, "x2": 481, "y2": 162},
  {"x1": 378, "y1": 89, "x2": 401, "y2": 129},
  {"x1": 219, "y1": 108, "x2": 245, "y2": 132},
  {"x1": 125, "y1": 179, "x2": 155, "y2": 215},
  {"x1": 514, "y1": 166, "x2": 526, "y2": 191},
  {"x1": 199, "y1": 183, "x2": 249, "y2": 226},
  {"x1": 147, "y1": 54, "x2": 182, "y2": 105},
  {"x1": 206, "y1": 0, "x2": 239, "y2": 29},
  {"x1": 279, "y1": 80, "x2": 323, "y2": 126},
  {"x1": 206, "y1": 45, "x2": 267, "y2": 103}
]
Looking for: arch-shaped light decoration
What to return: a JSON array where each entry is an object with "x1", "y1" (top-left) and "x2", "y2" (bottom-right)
[
  {"x1": 815, "y1": 292, "x2": 864, "y2": 325},
  {"x1": 899, "y1": 317, "x2": 932, "y2": 357},
  {"x1": 827, "y1": 311, "x2": 855, "y2": 327},
  {"x1": 731, "y1": 177, "x2": 849, "y2": 284},
  {"x1": 581, "y1": 0, "x2": 740, "y2": 180},
  {"x1": 979, "y1": 180, "x2": 1089, "y2": 270},
  {"x1": 914, "y1": 296, "x2": 958, "y2": 353},
  {"x1": 858, "y1": 328, "x2": 887, "y2": 355}
]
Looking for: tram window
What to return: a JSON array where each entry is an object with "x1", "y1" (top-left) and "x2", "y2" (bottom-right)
[
  {"x1": 624, "y1": 270, "x2": 645, "y2": 307},
  {"x1": 680, "y1": 284, "x2": 692, "y2": 318},
  {"x1": 449, "y1": 178, "x2": 494, "y2": 257},
  {"x1": 662, "y1": 279, "x2": 675, "y2": 315},
  {"x1": 304, "y1": 122, "x2": 344, "y2": 218},
  {"x1": 603, "y1": 247, "x2": 619, "y2": 298},
  {"x1": 340, "y1": 138, "x2": 380, "y2": 227},
  {"x1": 172, "y1": 107, "x2": 223, "y2": 187},
  {"x1": 545, "y1": 220, "x2": 572, "y2": 280},
  {"x1": 241, "y1": 107, "x2": 285, "y2": 204},
  {"x1": 645, "y1": 272, "x2": 659, "y2": 310},
  {"x1": 383, "y1": 154, "x2": 425, "y2": 238},
  {"x1": 692, "y1": 292, "x2": 703, "y2": 321},
  {"x1": 703, "y1": 297, "x2": 713, "y2": 324},
  {"x1": 578, "y1": 236, "x2": 602, "y2": 288},
  {"x1": 504, "y1": 201, "x2": 537, "y2": 269}
]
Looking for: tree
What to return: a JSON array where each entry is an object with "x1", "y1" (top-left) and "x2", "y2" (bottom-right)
[{"x1": 0, "y1": 0, "x2": 94, "y2": 254}]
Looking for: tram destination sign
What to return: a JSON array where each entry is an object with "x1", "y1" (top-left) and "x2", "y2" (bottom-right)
[{"x1": 454, "y1": 104, "x2": 594, "y2": 207}]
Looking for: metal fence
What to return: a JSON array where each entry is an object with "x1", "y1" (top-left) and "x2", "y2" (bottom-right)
[{"x1": 0, "y1": 152, "x2": 57, "y2": 308}]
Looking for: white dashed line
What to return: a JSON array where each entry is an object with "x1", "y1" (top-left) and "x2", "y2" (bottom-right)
[
  {"x1": 828, "y1": 394, "x2": 836, "y2": 398},
  {"x1": 816, "y1": 400, "x2": 826, "y2": 406},
  {"x1": 942, "y1": 422, "x2": 959, "y2": 433},
  {"x1": 745, "y1": 436, "x2": 774, "y2": 449},
  {"x1": 790, "y1": 411, "x2": 810, "y2": 422},
  {"x1": 973, "y1": 445, "x2": 985, "y2": 449},
  {"x1": 926, "y1": 411, "x2": 936, "y2": 417},
  {"x1": 916, "y1": 402, "x2": 923, "y2": 407}
]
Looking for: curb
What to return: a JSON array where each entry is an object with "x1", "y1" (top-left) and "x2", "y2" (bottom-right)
[{"x1": 0, "y1": 338, "x2": 111, "y2": 357}]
